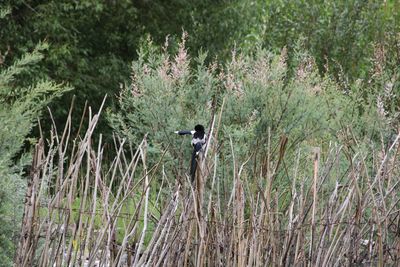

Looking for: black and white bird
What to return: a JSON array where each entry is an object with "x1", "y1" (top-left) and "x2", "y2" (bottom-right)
[{"x1": 175, "y1": 124, "x2": 207, "y2": 181}]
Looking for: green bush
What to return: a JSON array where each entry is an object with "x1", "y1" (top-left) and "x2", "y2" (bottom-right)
[
  {"x1": 0, "y1": 40, "x2": 71, "y2": 266},
  {"x1": 108, "y1": 38, "x2": 388, "y2": 184}
]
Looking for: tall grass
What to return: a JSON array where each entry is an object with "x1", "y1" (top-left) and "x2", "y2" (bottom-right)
[{"x1": 15, "y1": 98, "x2": 400, "y2": 266}]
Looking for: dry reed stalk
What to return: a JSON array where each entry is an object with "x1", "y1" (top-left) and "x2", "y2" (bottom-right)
[
  {"x1": 310, "y1": 147, "x2": 320, "y2": 265},
  {"x1": 15, "y1": 103, "x2": 400, "y2": 266},
  {"x1": 84, "y1": 134, "x2": 102, "y2": 263},
  {"x1": 16, "y1": 138, "x2": 44, "y2": 267},
  {"x1": 280, "y1": 148, "x2": 301, "y2": 266},
  {"x1": 294, "y1": 173, "x2": 306, "y2": 265}
]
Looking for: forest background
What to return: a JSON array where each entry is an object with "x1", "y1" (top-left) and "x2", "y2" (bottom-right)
[{"x1": 1, "y1": 0, "x2": 400, "y2": 265}]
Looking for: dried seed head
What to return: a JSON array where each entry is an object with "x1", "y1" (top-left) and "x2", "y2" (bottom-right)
[
  {"x1": 171, "y1": 31, "x2": 190, "y2": 81},
  {"x1": 377, "y1": 95, "x2": 387, "y2": 118}
]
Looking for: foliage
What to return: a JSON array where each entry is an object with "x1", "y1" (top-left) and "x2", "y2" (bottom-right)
[
  {"x1": 0, "y1": 0, "x2": 141, "y2": 136},
  {"x1": 0, "y1": 39, "x2": 71, "y2": 266},
  {"x1": 0, "y1": 1, "x2": 398, "y2": 264},
  {"x1": 108, "y1": 37, "x2": 390, "y2": 184},
  {"x1": 1, "y1": 0, "x2": 399, "y2": 139}
]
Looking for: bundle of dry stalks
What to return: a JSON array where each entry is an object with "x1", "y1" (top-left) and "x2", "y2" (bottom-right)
[{"x1": 15, "y1": 100, "x2": 400, "y2": 267}]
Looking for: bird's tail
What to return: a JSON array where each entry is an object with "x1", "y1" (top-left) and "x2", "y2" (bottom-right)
[
  {"x1": 190, "y1": 143, "x2": 204, "y2": 182},
  {"x1": 190, "y1": 150, "x2": 197, "y2": 182}
]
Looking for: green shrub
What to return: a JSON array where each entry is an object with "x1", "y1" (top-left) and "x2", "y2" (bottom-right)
[
  {"x1": 0, "y1": 40, "x2": 71, "y2": 266},
  {"x1": 108, "y1": 38, "x2": 387, "y2": 185}
]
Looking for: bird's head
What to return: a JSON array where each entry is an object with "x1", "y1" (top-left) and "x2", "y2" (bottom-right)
[{"x1": 194, "y1": 124, "x2": 205, "y2": 132}]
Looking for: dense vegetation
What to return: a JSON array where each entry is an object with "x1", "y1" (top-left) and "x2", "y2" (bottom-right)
[
  {"x1": 0, "y1": 40, "x2": 70, "y2": 265},
  {"x1": 1, "y1": 0, "x2": 400, "y2": 265}
]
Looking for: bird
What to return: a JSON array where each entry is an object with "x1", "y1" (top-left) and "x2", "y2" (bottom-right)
[{"x1": 175, "y1": 124, "x2": 206, "y2": 181}]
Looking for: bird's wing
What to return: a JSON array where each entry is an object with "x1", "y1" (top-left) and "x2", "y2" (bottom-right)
[{"x1": 175, "y1": 130, "x2": 193, "y2": 135}]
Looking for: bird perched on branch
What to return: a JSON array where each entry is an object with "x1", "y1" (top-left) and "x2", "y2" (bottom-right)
[{"x1": 175, "y1": 124, "x2": 206, "y2": 181}]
